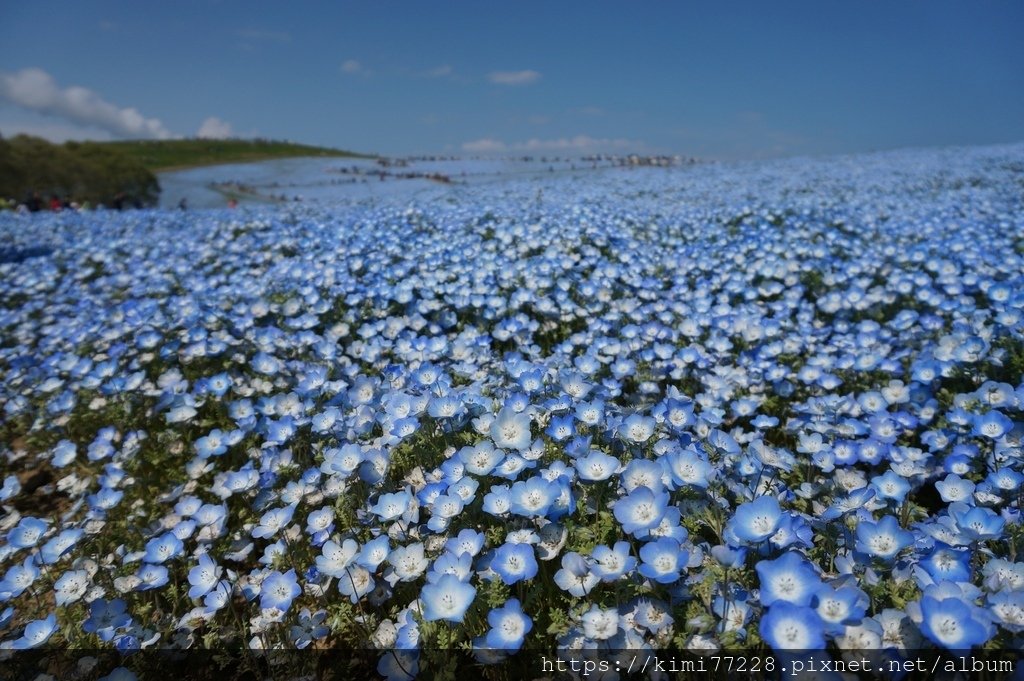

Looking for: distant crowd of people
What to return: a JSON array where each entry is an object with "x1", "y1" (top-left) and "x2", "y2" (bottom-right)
[{"x1": 0, "y1": 191, "x2": 146, "y2": 213}]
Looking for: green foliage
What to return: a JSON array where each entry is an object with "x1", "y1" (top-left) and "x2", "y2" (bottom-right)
[
  {"x1": 103, "y1": 138, "x2": 371, "y2": 171},
  {"x1": 0, "y1": 134, "x2": 160, "y2": 206}
]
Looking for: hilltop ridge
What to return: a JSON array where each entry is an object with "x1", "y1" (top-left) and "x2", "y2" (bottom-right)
[{"x1": 104, "y1": 138, "x2": 373, "y2": 172}]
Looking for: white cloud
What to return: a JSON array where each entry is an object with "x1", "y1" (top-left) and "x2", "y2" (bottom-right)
[
  {"x1": 461, "y1": 134, "x2": 639, "y2": 154},
  {"x1": 197, "y1": 116, "x2": 233, "y2": 139},
  {"x1": 341, "y1": 59, "x2": 364, "y2": 74},
  {"x1": 488, "y1": 70, "x2": 541, "y2": 85},
  {"x1": 461, "y1": 138, "x2": 507, "y2": 153},
  {"x1": 0, "y1": 67, "x2": 173, "y2": 139}
]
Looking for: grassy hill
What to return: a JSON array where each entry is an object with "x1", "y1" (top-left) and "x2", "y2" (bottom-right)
[
  {"x1": 103, "y1": 138, "x2": 373, "y2": 172},
  {"x1": 0, "y1": 135, "x2": 160, "y2": 207}
]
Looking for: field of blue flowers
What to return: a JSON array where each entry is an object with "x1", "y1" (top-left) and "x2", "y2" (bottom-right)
[{"x1": 1, "y1": 144, "x2": 1023, "y2": 679}]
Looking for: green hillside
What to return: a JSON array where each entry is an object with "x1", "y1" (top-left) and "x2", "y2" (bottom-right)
[
  {"x1": 0, "y1": 135, "x2": 160, "y2": 207},
  {"x1": 105, "y1": 138, "x2": 372, "y2": 172}
]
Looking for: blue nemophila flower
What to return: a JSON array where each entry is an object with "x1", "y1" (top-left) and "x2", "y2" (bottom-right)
[
  {"x1": 484, "y1": 598, "x2": 532, "y2": 649},
  {"x1": 87, "y1": 437, "x2": 116, "y2": 463},
  {"x1": 9, "y1": 613, "x2": 58, "y2": 649},
  {"x1": 620, "y1": 413, "x2": 656, "y2": 444},
  {"x1": 574, "y1": 451, "x2": 619, "y2": 482},
  {"x1": 710, "y1": 544, "x2": 747, "y2": 569},
  {"x1": 918, "y1": 543, "x2": 972, "y2": 583},
  {"x1": 53, "y1": 569, "x2": 90, "y2": 606},
  {"x1": 113, "y1": 632, "x2": 141, "y2": 654},
  {"x1": 0, "y1": 556, "x2": 40, "y2": 599},
  {"x1": 195, "y1": 502, "x2": 228, "y2": 528},
  {"x1": 171, "y1": 518, "x2": 197, "y2": 541},
  {"x1": 143, "y1": 532, "x2": 184, "y2": 563},
  {"x1": 948, "y1": 502, "x2": 1005, "y2": 542},
  {"x1": 188, "y1": 553, "x2": 222, "y2": 599},
  {"x1": 321, "y1": 445, "x2": 363, "y2": 478},
  {"x1": 481, "y1": 484, "x2": 512, "y2": 516},
  {"x1": 165, "y1": 395, "x2": 198, "y2": 424},
  {"x1": 988, "y1": 590, "x2": 1024, "y2": 633},
  {"x1": 417, "y1": 481, "x2": 447, "y2": 508},
  {"x1": 508, "y1": 476, "x2": 559, "y2": 517},
  {"x1": 544, "y1": 477, "x2": 574, "y2": 521},
  {"x1": 632, "y1": 597, "x2": 675, "y2": 634},
  {"x1": 316, "y1": 538, "x2": 359, "y2": 578},
  {"x1": 339, "y1": 565, "x2": 375, "y2": 603},
  {"x1": 919, "y1": 596, "x2": 994, "y2": 649},
  {"x1": 445, "y1": 529, "x2": 485, "y2": 558},
  {"x1": 546, "y1": 413, "x2": 576, "y2": 441},
  {"x1": 575, "y1": 399, "x2": 605, "y2": 426},
  {"x1": 305, "y1": 506, "x2": 335, "y2": 545},
  {"x1": 7, "y1": 517, "x2": 48, "y2": 550},
  {"x1": 388, "y1": 542, "x2": 429, "y2": 583},
  {"x1": 759, "y1": 602, "x2": 826, "y2": 650},
  {"x1": 427, "y1": 494, "x2": 465, "y2": 533},
  {"x1": 194, "y1": 429, "x2": 228, "y2": 458},
  {"x1": 203, "y1": 581, "x2": 232, "y2": 614},
  {"x1": 135, "y1": 563, "x2": 169, "y2": 591},
  {"x1": 490, "y1": 406, "x2": 532, "y2": 451},
  {"x1": 290, "y1": 607, "x2": 330, "y2": 649},
  {"x1": 819, "y1": 487, "x2": 876, "y2": 522},
  {"x1": 638, "y1": 537, "x2": 689, "y2": 584},
  {"x1": 490, "y1": 542, "x2": 539, "y2": 585},
  {"x1": 310, "y1": 407, "x2": 340, "y2": 433},
  {"x1": 769, "y1": 514, "x2": 814, "y2": 551},
  {"x1": 0, "y1": 475, "x2": 19, "y2": 502},
  {"x1": 935, "y1": 474, "x2": 975, "y2": 504},
  {"x1": 252, "y1": 504, "x2": 297, "y2": 540},
  {"x1": 855, "y1": 515, "x2": 914, "y2": 561},
  {"x1": 712, "y1": 595, "x2": 751, "y2": 637},
  {"x1": 260, "y1": 569, "x2": 301, "y2": 612},
  {"x1": 389, "y1": 416, "x2": 420, "y2": 440},
  {"x1": 428, "y1": 393, "x2": 464, "y2": 420},
  {"x1": 427, "y1": 550, "x2": 473, "y2": 583},
  {"x1": 728, "y1": 495, "x2": 784, "y2": 544},
  {"x1": 51, "y1": 440, "x2": 77, "y2": 467},
  {"x1": 420, "y1": 573, "x2": 476, "y2": 623},
  {"x1": 357, "y1": 535, "x2": 391, "y2": 570},
  {"x1": 871, "y1": 470, "x2": 911, "y2": 504},
  {"x1": 554, "y1": 551, "x2": 599, "y2": 597},
  {"x1": 459, "y1": 442, "x2": 504, "y2": 476},
  {"x1": 987, "y1": 467, "x2": 1024, "y2": 494},
  {"x1": 756, "y1": 552, "x2": 822, "y2": 607},
  {"x1": 972, "y1": 410, "x2": 1013, "y2": 439},
  {"x1": 371, "y1": 489, "x2": 413, "y2": 522},
  {"x1": 811, "y1": 584, "x2": 869, "y2": 635},
  {"x1": 581, "y1": 604, "x2": 621, "y2": 640},
  {"x1": 591, "y1": 541, "x2": 637, "y2": 582},
  {"x1": 613, "y1": 485, "x2": 669, "y2": 537},
  {"x1": 83, "y1": 598, "x2": 131, "y2": 642},
  {"x1": 619, "y1": 458, "x2": 667, "y2": 493},
  {"x1": 662, "y1": 447, "x2": 713, "y2": 490}
]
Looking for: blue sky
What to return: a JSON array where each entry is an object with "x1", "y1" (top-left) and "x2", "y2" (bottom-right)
[{"x1": 1, "y1": 1, "x2": 1022, "y2": 159}]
